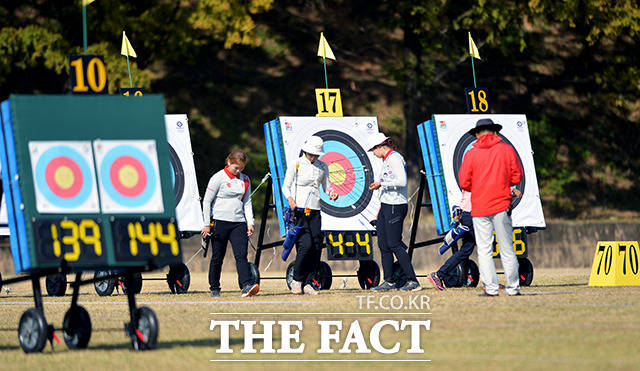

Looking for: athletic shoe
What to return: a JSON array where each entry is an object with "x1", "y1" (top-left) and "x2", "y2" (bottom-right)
[
  {"x1": 478, "y1": 291, "x2": 498, "y2": 297},
  {"x1": 399, "y1": 280, "x2": 422, "y2": 292},
  {"x1": 508, "y1": 292, "x2": 522, "y2": 296},
  {"x1": 371, "y1": 281, "x2": 395, "y2": 291},
  {"x1": 303, "y1": 284, "x2": 319, "y2": 295},
  {"x1": 241, "y1": 283, "x2": 260, "y2": 298},
  {"x1": 291, "y1": 280, "x2": 303, "y2": 295},
  {"x1": 210, "y1": 288, "x2": 221, "y2": 297},
  {"x1": 427, "y1": 272, "x2": 445, "y2": 291}
]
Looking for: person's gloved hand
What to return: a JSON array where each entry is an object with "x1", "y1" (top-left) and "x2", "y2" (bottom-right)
[{"x1": 451, "y1": 205, "x2": 462, "y2": 222}]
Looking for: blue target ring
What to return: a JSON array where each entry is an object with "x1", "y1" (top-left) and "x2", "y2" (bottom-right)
[
  {"x1": 100, "y1": 145, "x2": 157, "y2": 207},
  {"x1": 310, "y1": 130, "x2": 374, "y2": 218},
  {"x1": 320, "y1": 140, "x2": 366, "y2": 208},
  {"x1": 35, "y1": 145, "x2": 93, "y2": 208}
]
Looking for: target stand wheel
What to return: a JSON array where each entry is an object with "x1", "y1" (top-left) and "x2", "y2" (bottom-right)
[
  {"x1": 464, "y1": 259, "x2": 480, "y2": 287},
  {"x1": 357, "y1": 260, "x2": 380, "y2": 289},
  {"x1": 442, "y1": 262, "x2": 466, "y2": 288},
  {"x1": 130, "y1": 306, "x2": 158, "y2": 351},
  {"x1": 122, "y1": 273, "x2": 143, "y2": 295},
  {"x1": 62, "y1": 305, "x2": 92, "y2": 349},
  {"x1": 45, "y1": 274, "x2": 67, "y2": 296},
  {"x1": 18, "y1": 308, "x2": 48, "y2": 353},
  {"x1": 285, "y1": 262, "x2": 295, "y2": 290},
  {"x1": 313, "y1": 261, "x2": 332, "y2": 290},
  {"x1": 391, "y1": 262, "x2": 407, "y2": 289},
  {"x1": 94, "y1": 270, "x2": 116, "y2": 296},
  {"x1": 518, "y1": 257, "x2": 534, "y2": 286},
  {"x1": 238, "y1": 262, "x2": 261, "y2": 289},
  {"x1": 167, "y1": 263, "x2": 190, "y2": 294}
]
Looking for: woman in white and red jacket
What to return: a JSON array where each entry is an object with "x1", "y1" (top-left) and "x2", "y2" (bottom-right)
[{"x1": 201, "y1": 150, "x2": 258, "y2": 298}]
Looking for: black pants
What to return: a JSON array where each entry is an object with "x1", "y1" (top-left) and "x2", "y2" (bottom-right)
[
  {"x1": 209, "y1": 220, "x2": 251, "y2": 291},
  {"x1": 377, "y1": 203, "x2": 417, "y2": 282},
  {"x1": 437, "y1": 211, "x2": 475, "y2": 281},
  {"x1": 293, "y1": 210, "x2": 323, "y2": 285}
]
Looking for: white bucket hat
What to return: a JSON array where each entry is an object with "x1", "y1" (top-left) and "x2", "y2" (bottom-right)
[
  {"x1": 301, "y1": 135, "x2": 324, "y2": 156},
  {"x1": 367, "y1": 132, "x2": 389, "y2": 151}
]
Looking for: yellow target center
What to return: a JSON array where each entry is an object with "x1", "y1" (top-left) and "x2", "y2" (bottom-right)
[
  {"x1": 328, "y1": 163, "x2": 346, "y2": 186},
  {"x1": 118, "y1": 165, "x2": 139, "y2": 188},
  {"x1": 54, "y1": 166, "x2": 75, "y2": 189}
]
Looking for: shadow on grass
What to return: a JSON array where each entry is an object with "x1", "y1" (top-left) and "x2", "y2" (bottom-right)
[
  {"x1": 89, "y1": 336, "x2": 254, "y2": 351},
  {"x1": 529, "y1": 282, "x2": 588, "y2": 288}
]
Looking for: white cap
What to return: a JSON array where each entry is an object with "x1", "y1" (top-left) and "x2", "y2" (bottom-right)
[
  {"x1": 301, "y1": 135, "x2": 324, "y2": 156},
  {"x1": 367, "y1": 132, "x2": 389, "y2": 151}
]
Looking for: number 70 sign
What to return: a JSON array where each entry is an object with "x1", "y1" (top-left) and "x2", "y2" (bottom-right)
[
  {"x1": 588, "y1": 241, "x2": 640, "y2": 286},
  {"x1": 315, "y1": 88, "x2": 343, "y2": 117}
]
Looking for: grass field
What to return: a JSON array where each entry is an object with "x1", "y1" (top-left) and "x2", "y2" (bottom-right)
[{"x1": 0, "y1": 268, "x2": 639, "y2": 370}]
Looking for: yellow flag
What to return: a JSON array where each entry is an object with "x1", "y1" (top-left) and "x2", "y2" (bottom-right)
[
  {"x1": 82, "y1": 0, "x2": 95, "y2": 6},
  {"x1": 317, "y1": 32, "x2": 336, "y2": 61},
  {"x1": 468, "y1": 32, "x2": 481, "y2": 59},
  {"x1": 121, "y1": 31, "x2": 137, "y2": 58}
]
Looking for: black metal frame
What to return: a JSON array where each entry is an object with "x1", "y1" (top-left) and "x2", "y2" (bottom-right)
[
  {"x1": 252, "y1": 177, "x2": 370, "y2": 283},
  {"x1": 0, "y1": 265, "x2": 154, "y2": 352}
]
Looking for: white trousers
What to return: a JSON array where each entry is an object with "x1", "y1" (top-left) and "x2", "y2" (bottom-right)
[{"x1": 472, "y1": 211, "x2": 520, "y2": 295}]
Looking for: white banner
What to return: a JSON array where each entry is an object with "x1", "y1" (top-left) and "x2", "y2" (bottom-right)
[
  {"x1": 165, "y1": 114, "x2": 203, "y2": 232},
  {"x1": 432, "y1": 114, "x2": 546, "y2": 228}
]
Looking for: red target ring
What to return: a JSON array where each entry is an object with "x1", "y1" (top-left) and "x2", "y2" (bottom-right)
[
  {"x1": 109, "y1": 155, "x2": 148, "y2": 197},
  {"x1": 321, "y1": 151, "x2": 355, "y2": 196},
  {"x1": 44, "y1": 156, "x2": 84, "y2": 199}
]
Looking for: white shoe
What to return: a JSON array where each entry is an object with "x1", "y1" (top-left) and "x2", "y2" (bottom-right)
[
  {"x1": 303, "y1": 284, "x2": 318, "y2": 295},
  {"x1": 291, "y1": 280, "x2": 303, "y2": 295}
]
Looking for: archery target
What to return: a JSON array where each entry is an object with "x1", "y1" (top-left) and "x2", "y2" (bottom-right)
[
  {"x1": 278, "y1": 116, "x2": 382, "y2": 231},
  {"x1": 165, "y1": 114, "x2": 203, "y2": 232},
  {"x1": 28, "y1": 141, "x2": 100, "y2": 213},
  {"x1": 93, "y1": 139, "x2": 163, "y2": 213},
  {"x1": 432, "y1": 114, "x2": 545, "y2": 228}
]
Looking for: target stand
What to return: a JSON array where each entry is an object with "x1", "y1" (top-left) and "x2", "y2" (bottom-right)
[
  {"x1": 0, "y1": 95, "x2": 180, "y2": 353},
  {"x1": 257, "y1": 117, "x2": 387, "y2": 290},
  {"x1": 253, "y1": 176, "x2": 380, "y2": 290},
  {"x1": 415, "y1": 116, "x2": 546, "y2": 288}
]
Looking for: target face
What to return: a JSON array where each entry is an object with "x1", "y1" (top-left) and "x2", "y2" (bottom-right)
[
  {"x1": 93, "y1": 140, "x2": 163, "y2": 213},
  {"x1": 165, "y1": 114, "x2": 203, "y2": 232},
  {"x1": 168, "y1": 144, "x2": 184, "y2": 206},
  {"x1": 277, "y1": 116, "x2": 382, "y2": 231},
  {"x1": 452, "y1": 132, "x2": 526, "y2": 209},
  {"x1": 28, "y1": 141, "x2": 100, "y2": 213},
  {"x1": 431, "y1": 114, "x2": 545, "y2": 228},
  {"x1": 314, "y1": 130, "x2": 374, "y2": 218}
]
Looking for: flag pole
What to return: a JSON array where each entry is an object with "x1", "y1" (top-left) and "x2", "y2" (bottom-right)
[
  {"x1": 471, "y1": 57, "x2": 477, "y2": 88},
  {"x1": 82, "y1": 4, "x2": 88, "y2": 54},
  {"x1": 323, "y1": 56, "x2": 329, "y2": 89},
  {"x1": 126, "y1": 54, "x2": 133, "y2": 88}
]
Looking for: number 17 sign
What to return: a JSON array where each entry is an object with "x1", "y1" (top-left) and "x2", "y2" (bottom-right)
[{"x1": 315, "y1": 88, "x2": 343, "y2": 117}]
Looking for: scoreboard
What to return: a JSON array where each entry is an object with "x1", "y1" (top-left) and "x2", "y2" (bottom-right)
[{"x1": 0, "y1": 95, "x2": 181, "y2": 273}]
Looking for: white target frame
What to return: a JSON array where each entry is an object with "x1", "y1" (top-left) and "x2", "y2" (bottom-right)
[
  {"x1": 278, "y1": 116, "x2": 383, "y2": 231},
  {"x1": 165, "y1": 114, "x2": 202, "y2": 232},
  {"x1": 28, "y1": 141, "x2": 100, "y2": 214},
  {"x1": 93, "y1": 139, "x2": 164, "y2": 214},
  {"x1": 432, "y1": 114, "x2": 546, "y2": 228}
]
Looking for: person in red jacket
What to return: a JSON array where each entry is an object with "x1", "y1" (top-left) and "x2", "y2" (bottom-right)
[{"x1": 459, "y1": 118, "x2": 523, "y2": 296}]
